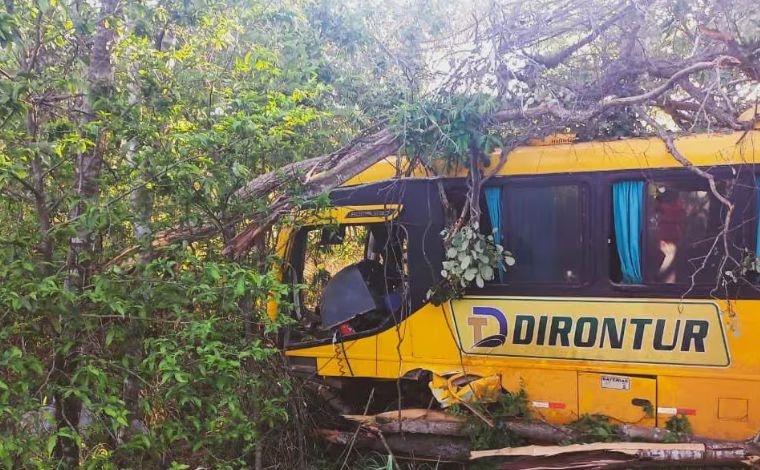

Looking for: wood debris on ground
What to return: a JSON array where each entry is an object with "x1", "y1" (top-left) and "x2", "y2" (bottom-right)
[{"x1": 318, "y1": 408, "x2": 756, "y2": 467}]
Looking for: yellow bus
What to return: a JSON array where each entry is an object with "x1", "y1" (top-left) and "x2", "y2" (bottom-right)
[{"x1": 272, "y1": 129, "x2": 760, "y2": 441}]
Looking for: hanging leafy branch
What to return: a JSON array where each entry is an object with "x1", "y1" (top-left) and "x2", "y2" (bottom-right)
[{"x1": 428, "y1": 223, "x2": 515, "y2": 305}]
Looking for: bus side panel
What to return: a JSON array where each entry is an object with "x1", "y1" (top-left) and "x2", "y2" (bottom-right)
[
  {"x1": 657, "y1": 375, "x2": 760, "y2": 440},
  {"x1": 296, "y1": 296, "x2": 760, "y2": 440},
  {"x1": 375, "y1": 318, "x2": 413, "y2": 376},
  {"x1": 721, "y1": 300, "x2": 760, "y2": 378},
  {"x1": 501, "y1": 368, "x2": 579, "y2": 423},
  {"x1": 286, "y1": 336, "x2": 377, "y2": 378},
  {"x1": 376, "y1": 303, "x2": 459, "y2": 377}
]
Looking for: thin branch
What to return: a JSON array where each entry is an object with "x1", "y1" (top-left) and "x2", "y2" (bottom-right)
[
  {"x1": 490, "y1": 56, "x2": 741, "y2": 125},
  {"x1": 637, "y1": 107, "x2": 736, "y2": 297},
  {"x1": 528, "y1": 2, "x2": 632, "y2": 68}
]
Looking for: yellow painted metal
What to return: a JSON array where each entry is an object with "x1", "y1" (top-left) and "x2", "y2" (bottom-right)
[
  {"x1": 286, "y1": 298, "x2": 760, "y2": 439},
  {"x1": 298, "y1": 204, "x2": 403, "y2": 225},
  {"x1": 278, "y1": 131, "x2": 760, "y2": 441},
  {"x1": 266, "y1": 226, "x2": 293, "y2": 321},
  {"x1": 578, "y1": 372, "x2": 656, "y2": 427},
  {"x1": 488, "y1": 130, "x2": 759, "y2": 176},
  {"x1": 448, "y1": 297, "x2": 730, "y2": 367},
  {"x1": 343, "y1": 158, "x2": 426, "y2": 186},
  {"x1": 343, "y1": 130, "x2": 760, "y2": 186},
  {"x1": 718, "y1": 398, "x2": 749, "y2": 421},
  {"x1": 429, "y1": 373, "x2": 504, "y2": 407}
]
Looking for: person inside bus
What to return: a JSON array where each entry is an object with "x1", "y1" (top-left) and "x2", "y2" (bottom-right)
[{"x1": 652, "y1": 189, "x2": 685, "y2": 283}]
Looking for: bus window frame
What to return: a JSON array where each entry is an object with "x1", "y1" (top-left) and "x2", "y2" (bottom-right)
[
  {"x1": 471, "y1": 165, "x2": 759, "y2": 300},
  {"x1": 605, "y1": 165, "x2": 755, "y2": 294},
  {"x1": 469, "y1": 174, "x2": 595, "y2": 292},
  {"x1": 502, "y1": 175, "x2": 594, "y2": 290},
  {"x1": 284, "y1": 220, "x2": 411, "y2": 346}
]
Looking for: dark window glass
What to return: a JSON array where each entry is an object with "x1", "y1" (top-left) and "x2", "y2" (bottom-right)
[
  {"x1": 504, "y1": 185, "x2": 584, "y2": 284},
  {"x1": 643, "y1": 181, "x2": 733, "y2": 284}
]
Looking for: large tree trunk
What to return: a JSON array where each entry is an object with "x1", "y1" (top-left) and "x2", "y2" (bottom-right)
[
  {"x1": 224, "y1": 127, "x2": 400, "y2": 257},
  {"x1": 318, "y1": 429, "x2": 471, "y2": 462},
  {"x1": 334, "y1": 410, "x2": 751, "y2": 466},
  {"x1": 342, "y1": 409, "x2": 737, "y2": 446},
  {"x1": 55, "y1": 0, "x2": 119, "y2": 464},
  {"x1": 121, "y1": 58, "x2": 152, "y2": 442}
]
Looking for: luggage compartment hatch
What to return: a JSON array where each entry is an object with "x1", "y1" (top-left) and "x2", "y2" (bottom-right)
[{"x1": 578, "y1": 372, "x2": 656, "y2": 427}]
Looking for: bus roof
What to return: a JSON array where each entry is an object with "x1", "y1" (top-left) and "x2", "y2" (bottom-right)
[{"x1": 342, "y1": 130, "x2": 760, "y2": 187}]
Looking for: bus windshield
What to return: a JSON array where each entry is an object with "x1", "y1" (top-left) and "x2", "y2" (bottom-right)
[{"x1": 288, "y1": 222, "x2": 407, "y2": 340}]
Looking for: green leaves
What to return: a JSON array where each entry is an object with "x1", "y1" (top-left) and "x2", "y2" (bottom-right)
[
  {"x1": 395, "y1": 94, "x2": 503, "y2": 168},
  {"x1": 140, "y1": 316, "x2": 285, "y2": 465},
  {"x1": 0, "y1": 13, "x2": 19, "y2": 46},
  {"x1": 431, "y1": 223, "x2": 515, "y2": 303},
  {"x1": 0, "y1": 0, "x2": 414, "y2": 467}
]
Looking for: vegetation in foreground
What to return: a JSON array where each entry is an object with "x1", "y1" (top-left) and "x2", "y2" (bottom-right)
[{"x1": 0, "y1": 0, "x2": 758, "y2": 468}]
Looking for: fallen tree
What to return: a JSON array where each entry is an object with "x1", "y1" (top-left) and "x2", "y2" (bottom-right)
[
  {"x1": 317, "y1": 428, "x2": 471, "y2": 462},
  {"x1": 328, "y1": 409, "x2": 754, "y2": 467},
  {"x1": 109, "y1": 0, "x2": 760, "y2": 264},
  {"x1": 341, "y1": 409, "x2": 714, "y2": 445}
]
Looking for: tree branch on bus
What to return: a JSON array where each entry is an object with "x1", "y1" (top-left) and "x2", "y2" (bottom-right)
[{"x1": 638, "y1": 108, "x2": 739, "y2": 299}]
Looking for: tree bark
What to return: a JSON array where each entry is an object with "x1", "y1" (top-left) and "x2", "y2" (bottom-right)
[
  {"x1": 343, "y1": 409, "x2": 739, "y2": 447},
  {"x1": 56, "y1": 0, "x2": 119, "y2": 464},
  {"x1": 120, "y1": 58, "x2": 152, "y2": 443},
  {"x1": 224, "y1": 128, "x2": 400, "y2": 257},
  {"x1": 26, "y1": 108, "x2": 53, "y2": 265},
  {"x1": 344, "y1": 409, "x2": 467, "y2": 436},
  {"x1": 318, "y1": 429, "x2": 471, "y2": 462}
]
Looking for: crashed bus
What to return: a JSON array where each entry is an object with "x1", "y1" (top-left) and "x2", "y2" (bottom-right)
[{"x1": 270, "y1": 128, "x2": 760, "y2": 441}]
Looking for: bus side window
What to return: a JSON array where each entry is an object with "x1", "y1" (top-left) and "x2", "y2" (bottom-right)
[
  {"x1": 504, "y1": 184, "x2": 585, "y2": 284},
  {"x1": 644, "y1": 181, "x2": 732, "y2": 284},
  {"x1": 610, "y1": 178, "x2": 734, "y2": 285}
]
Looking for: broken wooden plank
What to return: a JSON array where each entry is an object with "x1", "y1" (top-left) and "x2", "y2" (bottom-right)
[
  {"x1": 471, "y1": 441, "x2": 748, "y2": 462},
  {"x1": 496, "y1": 450, "x2": 636, "y2": 470}
]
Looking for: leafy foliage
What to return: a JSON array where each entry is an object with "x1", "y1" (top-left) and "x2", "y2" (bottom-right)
[
  {"x1": 467, "y1": 390, "x2": 531, "y2": 451},
  {"x1": 568, "y1": 414, "x2": 621, "y2": 443},
  {"x1": 0, "y1": 0, "x2": 758, "y2": 467},
  {"x1": 428, "y1": 223, "x2": 515, "y2": 305},
  {"x1": 395, "y1": 94, "x2": 504, "y2": 167},
  {"x1": 664, "y1": 414, "x2": 693, "y2": 442},
  {"x1": 0, "y1": 0, "x2": 395, "y2": 467}
]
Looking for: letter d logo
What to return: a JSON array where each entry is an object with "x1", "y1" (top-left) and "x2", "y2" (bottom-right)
[{"x1": 469, "y1": 307, "x2": 508, "y2": 348}]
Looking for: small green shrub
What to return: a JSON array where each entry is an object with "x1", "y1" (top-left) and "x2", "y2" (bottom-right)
[
  {"x1": 664, "y1": 414, "x2": 693, "y2": 442},
  {"x1": 568, "y1": 414, "x2": 620, "y2": 442},
  {"x1": 460, "y1": 389, "x2": 531, "y2": 451}
]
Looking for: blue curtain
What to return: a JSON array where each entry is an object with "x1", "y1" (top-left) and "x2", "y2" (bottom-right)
[
  {"x1": 484, "y1": 186, "x2": 505, "y2": 282},
  {"x1": 613, "y1": 181, "x2": 644, "y2": 284}
]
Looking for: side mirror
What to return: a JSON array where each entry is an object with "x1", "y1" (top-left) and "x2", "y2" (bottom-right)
[{"x1": 319, "y1": 225, "x2": 345, "y2": 246}]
